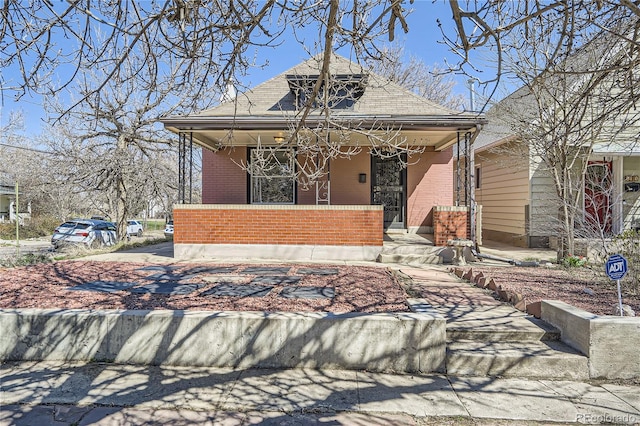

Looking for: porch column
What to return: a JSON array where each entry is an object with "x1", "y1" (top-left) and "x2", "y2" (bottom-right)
[{"x1": 613, "y1": 156, "x2": 624, "y2": 234}]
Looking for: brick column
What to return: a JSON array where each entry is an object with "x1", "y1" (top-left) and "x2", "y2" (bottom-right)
[{"x1": 433, "y1": 206, "x2": 469, "y2": 246}]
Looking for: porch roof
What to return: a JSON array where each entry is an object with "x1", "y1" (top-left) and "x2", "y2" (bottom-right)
[
  {"x1": 160, "y1": 54, "x2": 486, "y2": 152},
  {"x1": 592, "y1": 142, "x2": 640, "y2": 156},
  {"x1": 162, "y1": 114, "x2": 486, "y2": 151}
]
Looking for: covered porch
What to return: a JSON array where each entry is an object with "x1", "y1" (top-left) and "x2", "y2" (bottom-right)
[{"x1": 160, "y1": 54, "x2": 486, "y2": 261}]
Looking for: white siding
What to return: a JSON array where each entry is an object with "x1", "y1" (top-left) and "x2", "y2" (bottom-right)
[
  {"x1": 623, "y1": 156, "x2": 640, "y2": 230},
  {"x1": 529, "y1": 154, "x2": 558, "y2": 237}
]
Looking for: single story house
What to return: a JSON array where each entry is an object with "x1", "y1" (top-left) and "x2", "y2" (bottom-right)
[
  {"x1": 0, "y1": 182, "x2": 31, "y2": 224},
  {"x1": 468, "y1": 106, "x2": 640, "y2": 249},
  {"x1": 161, "y1": 54, "x2": 486, "y2": 260},
  {"x1": 0, "y1": 183, "x2": 13, "y2": 222}
]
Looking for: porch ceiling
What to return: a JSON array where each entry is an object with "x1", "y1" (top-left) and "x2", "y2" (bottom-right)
[{"x1": 162, "y1": 115, "x2": 487, "y2": 152}]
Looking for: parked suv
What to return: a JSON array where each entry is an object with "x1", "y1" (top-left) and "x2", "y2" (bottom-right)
[
  {"x1": 164, "y1": 220, "x2": 174, "y2": 239},
  {"x1": 52, "y1": 219, "x2": 118, "y2": 249},
  {"x1": 127, "y1": 220, "x2": 144, "y2": 237}
]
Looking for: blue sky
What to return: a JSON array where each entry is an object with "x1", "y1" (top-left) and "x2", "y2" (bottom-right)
[
  {"x1": 1, "y1": 0, "x2": 470, "y2": 137},
  {"x1": 241, "y1": 0, "x2": 464, "y2": 87}
]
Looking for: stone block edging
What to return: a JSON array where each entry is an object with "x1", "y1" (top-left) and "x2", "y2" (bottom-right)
[
  {"x1": 450, "y1": 267, "x2": 532, "y2": 315},
  {"x1": 0, "y1": 308, "x2": 446, "y2": 374}
]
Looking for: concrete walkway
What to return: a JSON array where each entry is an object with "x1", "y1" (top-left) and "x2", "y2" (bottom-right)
[
  {"x1": 2, "y1": 361, "x2": 639, "y2": 425},
  {"x1": 3, "y1": 243, "x2": 639, "y2": 424}
]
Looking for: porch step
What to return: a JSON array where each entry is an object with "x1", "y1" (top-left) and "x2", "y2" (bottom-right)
[
  {"x1": 440, "y1": 305, "x2": 588, "y2": 379},
  {"x1": 377, "y1": 253, "x2": 442, "y2": 265},
  {"x1": 441, "y1": 306, "x2": 562, "y2": 342},
  {"x1": 446, "y1": 340, "x2": 589, "y2": 380},
  {"x1": 447, "y1": 324, "x2": 560, "y2": 342},
  {"x1": 379, "y1": 233, "x2": 452, "y2": 265}
]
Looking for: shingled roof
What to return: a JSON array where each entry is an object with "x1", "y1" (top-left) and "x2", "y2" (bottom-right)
[
  {"x1": 194, "y1": 53, "x2": 460, "y2": 117},
  {"x1": 161, "y1": 53, "x2": 486, "y2": 150}
]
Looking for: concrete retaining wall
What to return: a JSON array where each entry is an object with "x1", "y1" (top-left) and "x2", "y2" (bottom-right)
[
  {"x1": 542, "y1": 301, "x2": 640, "y2": 379},
  {"x1": 174, "y1": 243, "x2": 382, "y2": 262},
  {"x1": 0, "y1": 309, "x2": 446, "y2": 373}
]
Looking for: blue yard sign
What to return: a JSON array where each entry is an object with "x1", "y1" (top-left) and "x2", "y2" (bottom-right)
[
  {"x1": 606, "y1": 254, "x2": 629, "y2": 317},
  {"x1": 606, "y1": 254, "x2": 628, "y2": 281}
]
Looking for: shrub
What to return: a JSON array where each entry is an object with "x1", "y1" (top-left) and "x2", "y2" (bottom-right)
[
  {"x1": 0, "y1": 216, "x2": 60, "y2": 240},
  {"x1": 563, "y1": 254, "x2": 587, "y2": 268},
  {"x1": 0, "y1": 252, "x2": 53, "y2": 268}
]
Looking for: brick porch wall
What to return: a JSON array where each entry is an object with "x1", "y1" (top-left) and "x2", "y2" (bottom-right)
[
  {"x1": 173, "y1": 204, "x2": 383, "y2": 246},
  {"x1": 433, "y1": 206, "x2": 469, "y2": 246}
]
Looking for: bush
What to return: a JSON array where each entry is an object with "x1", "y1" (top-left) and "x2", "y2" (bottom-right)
[
  {"x1": 0, "y1": 252, "x2": 53, "y2": 268},
  {"x1": 611, "y1": 229, "x2": 640, "y2": 295},
  {"x1": 0, "y1": 216, "x2": 60, "y2": 240},
  {"x1": 563, "y1": 254, "x2": 587, "y2": 268}
]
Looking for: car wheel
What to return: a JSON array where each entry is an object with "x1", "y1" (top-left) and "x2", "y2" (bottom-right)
[
  {"x1": 90, "y1": 239, "x2": 101, "y2": 249},
  {"x1": 137, "y1": 229, "x2": 143, "y2": 237}
]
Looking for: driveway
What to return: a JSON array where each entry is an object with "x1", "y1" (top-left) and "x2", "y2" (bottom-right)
[
  {"x1": 0, "y1": 237, "x2": 52, "y2": 260},
  {"x1": 81, "y1": 241, "x2": 174, "y2": 263}
]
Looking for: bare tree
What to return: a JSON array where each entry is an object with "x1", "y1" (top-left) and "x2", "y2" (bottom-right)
[
  {"x1": 1, "y1": 1, "x2": 419, "y2": 233},
  {"x1": 441, "y1": 2, "x2": 640, "y2": 257},
  {"x1": 38, "y1": 48, "x2": 198, "y2": 237},
  {"x1": 219, "y1": 54, "x2": 436, "y2": 193},
  {"x1": 443, "y1": 1, "x2": 640, "y2": 110},
  {"x1": 483, "y1": 26, "x2": 640, "y2": 258},
  {"x1": 0, "y1": 112, "x2": 50, "y2": 216},
  {"x1": 1, "y1": 1, "x2": 414, "y2": 118},
  {"x1": 366, "y1": 45, "x2": 466, "y2": 110}
]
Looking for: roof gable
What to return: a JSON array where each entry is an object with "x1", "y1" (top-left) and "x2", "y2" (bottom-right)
[{"x1": 195, "y1": 53, "x2": 460, "y2": 117}]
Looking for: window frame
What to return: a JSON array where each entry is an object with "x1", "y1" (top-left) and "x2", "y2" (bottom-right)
[{"x1": 248, "y1": 147, "x2": 297, "y2": 205}]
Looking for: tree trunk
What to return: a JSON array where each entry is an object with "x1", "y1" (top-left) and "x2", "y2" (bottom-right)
[{"x1": 115, "y1": 136, "x2": 129, "y2": 241}]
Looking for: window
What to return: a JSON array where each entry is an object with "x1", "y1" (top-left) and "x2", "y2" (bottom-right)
[
  {"x1": 286, "y1": 74, "x2": 367, "y2": 111},
  {"x1": 475, "y1": 166, "x2": 481, "y2": 189},
  {"x1": 250, "y1": 148, "x2": 296, "y2": 204}
]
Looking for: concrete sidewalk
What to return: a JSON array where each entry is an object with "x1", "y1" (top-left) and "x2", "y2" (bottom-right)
[
  {"x1": 2, "y1": 361, "x2": 639, "y2": 425},
  {"x1": 80, "y1": 238, "x2": 559, "y2": 266}
]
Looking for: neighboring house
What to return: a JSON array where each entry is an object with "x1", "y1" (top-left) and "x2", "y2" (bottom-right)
[
  {"x1": 0, "y1": 182, "x2": 31, "y2": 224},
  {"x1": 467, "y1": 94, "x2": 640, "y2": 249},
  {"x1": 0, "y1": 183, "x2": 13, "y2": 222},
  {"x1": 160, "y1": 54, "x2": 486, "y2": 260}
]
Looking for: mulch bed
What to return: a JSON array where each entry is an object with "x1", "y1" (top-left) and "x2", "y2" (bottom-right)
[
  {"x1": 470, "y1": 265, "x2": 640, "y2": 316},
  {"x1": 0, "y1": 261, "x2": 409, "y2": 313}
]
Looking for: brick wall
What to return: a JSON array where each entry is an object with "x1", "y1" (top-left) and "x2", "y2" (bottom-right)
[
  {"x1": 202, "y1": 148, "x2": 247, "y2": 203},
  {"x1": 433, "y1": 206, "x2": 469, "y2": 246},
  {"x1": 407, "y1": 147, "x2": 454, "y2": 229},
  {"x1": 173, "y1": 205, "x2": 383, "y2": 246},
  {"x1": 330, "y1": 152, "x2": 370, "y2": 205}
]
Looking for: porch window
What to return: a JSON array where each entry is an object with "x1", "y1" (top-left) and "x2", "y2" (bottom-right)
[{"x1": 249, "y1": 148, "x2": 296, "y2": 204}]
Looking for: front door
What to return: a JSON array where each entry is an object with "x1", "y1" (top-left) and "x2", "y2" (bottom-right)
[
  {"x1": 585, "y1": 161, "x2": 613, "y2": 234},
  {"x1": 372, "y1": 155, "x2": 406, "y2": 229}
]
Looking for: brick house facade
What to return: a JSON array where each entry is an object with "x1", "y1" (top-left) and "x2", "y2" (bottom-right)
[{"x1": 161, "y1": 54, "x2": 485, "y2": 260}]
